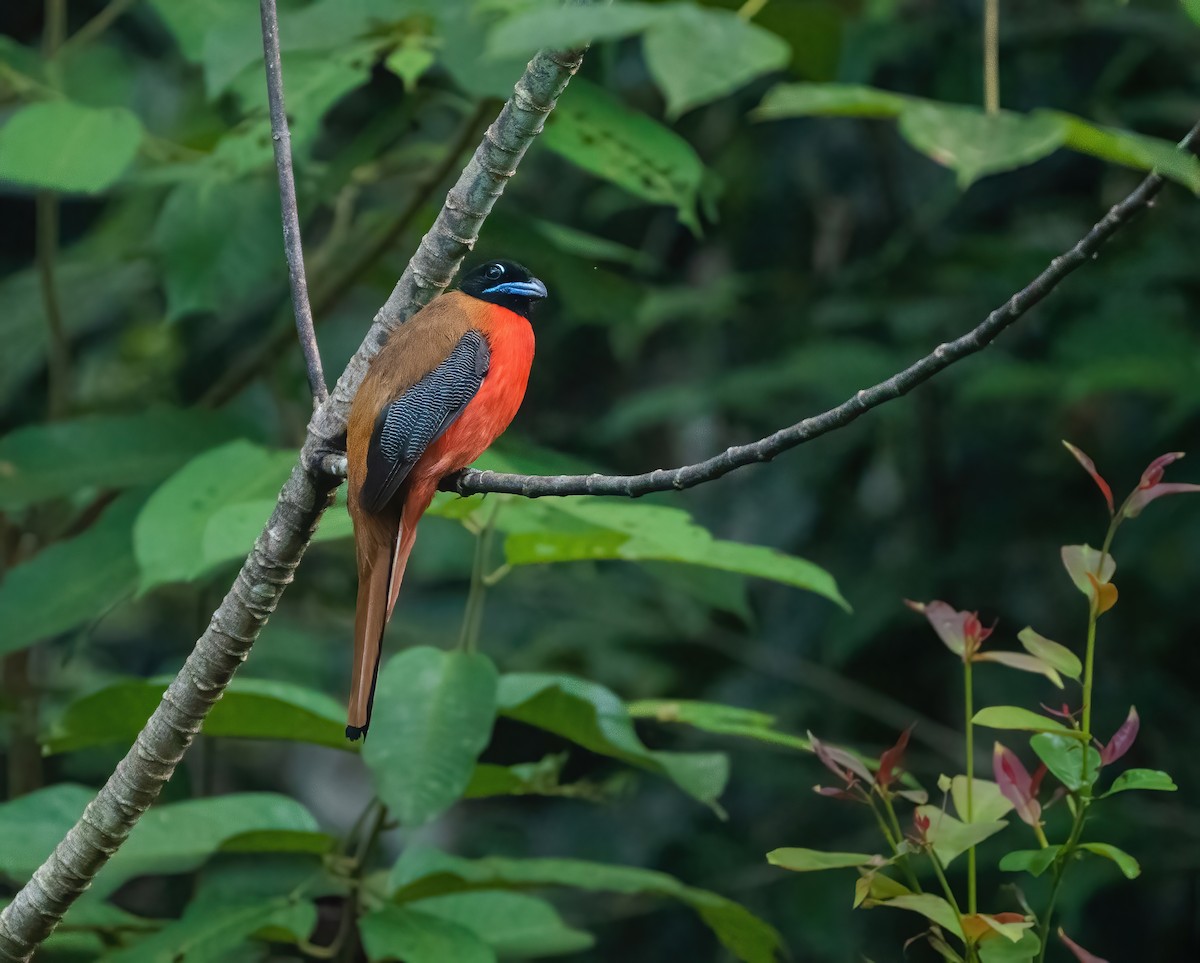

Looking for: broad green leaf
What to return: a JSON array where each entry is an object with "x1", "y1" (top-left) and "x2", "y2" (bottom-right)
[
  {"x1": 106, "y1": 855, "x2": 333, "y2": 962},
  {"x1": 152, "y1": 178, "x2": 285, "y2": 319},
  {"x1": 133, "y1": 441, "x2": 297, "y2": 591},
  {"x1": 950, "y1": 777, "x2": 1015, "y2": 824},
  {"x1": 643, "y1": 6, "x2": 790, "y2": 119},
  {"x1": 0, "y1": 490, "x2": 141, "y2": 657},
  {"x1": 754, "y1": 81, "x2": 909, "y2": 119},
  {"x1": 871, "y1": 893, "x2": 963, "y2": 939},
  {"x1": 409, "y1": 892, "x2": 594, "y2": 958},
  {"x1": 363, "y1": 647, "x2": 499, "y2": 827},
  {"x1": 1186, "y1": 0, "x2": 1200, "y2": 27},
  {"x1": 978, "y1": 929, "x2": 1041, "y2": 962},
  {"x1": 998, "y1": 847, "x2": 1060, "y2": 878},
  {"x1": 754, "y1": 1, "x2": 842, "y2": 81},
  {"x1": 1103, "y1": 768, "x2": 1177, "y2": 796},
  {"x1": 897, "y1": 104, "x2": 1066, "y2": 188},
  {"x1": 765, "y1": 848, "x2": 878, "y2": 872},
  {"x1": 1078, "y1": 842, "x2": 1140, "y2": 879},
  {"x1": 915, "y1": 805, "x2": 1007, "y2": 867},
  {"x1": 464, "y1": 755, "x2": 628, "y2": 803},
  {"x1": 628, "y1": 699, "x2": 810, "y2": 751},
  {"x1": 220, "y1": 829, "x2": 336, "y2": 855},
  {"x1": 1017, "y1": 628, "x2": 1082, "y2": 681},
  {"x1": 972, "y1": 706, "x2": 1076, "y2": 736},
  {"x1": 44, "y1": 677, "x2": 350, "y2": 754},
  {"x1": 487, "y1": 2, "x2": 665, "y2": 56},
  {"x1": 497, "y1": 673, "x2": 729, "y2": 809},
  {"x1": 501, "y1": 498, "x2": 847, "y2": 609},
  {"x1": 0, "y1": 784, "x2": 318, "y2": 898},
  {"x1": 390, "y1": 850, "x2": 784, "y2": 963},
  {"x1": 360, "y1": 906, "x2": 496, "y2": 963},
  {"x1": 1051, "y1": 111, "x2": 1200, "y2": 194},
  {"x1": 147, "y1": 0, "x2": 248, "y2": 61},
  {"x1": 1030, "y1": 733, "x2": 1102, "y2": 792},
  {"x1": 541, "y1": 79, "x2": 710, "y2": 232},
  {"x1": 0, "y1": 101, "x2": 143, "y2": 193},
  {"x1": 973, "y1": 650, "x2": 1064, "y2": 688},
  {"x1": 0, "y1": 408, "x2": 249, "y2": 510}
]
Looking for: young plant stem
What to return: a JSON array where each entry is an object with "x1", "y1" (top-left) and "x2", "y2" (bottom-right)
[
  {"x1": 868, "y1": 796, "x2": 922, "y2": 893},
  {"x1": 964, "y1": 655, "x2": 977, "y2": 914},
  {"x1": 983, "y1": 0, "x2": 1000, "y2": 113},
  {"x1": 1080, "y1": 514, "x2": 1120, "y2": 787},
  {"x1": 458, "y1": 502, "x2": 502, "y2": 653},
  {"x1": 1035, "y1": 796, "x2": 1088, "y2": 963}
]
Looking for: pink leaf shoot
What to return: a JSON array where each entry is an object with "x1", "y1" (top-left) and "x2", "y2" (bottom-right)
[
  {"x1": 1059, "y1": 928, "x2": 1110, "y2": 963},
  {"x1": 1063, "y1": 441, "x2": 1114, "y2": 515},
  {"x1": 1100, "y1": 706, "x2": 1139, "y2": 766},
  {"x1": 905, "y1": 599, "x2": 993, "y2": 659},
  {"x1": 993, "y1": 742, "x2": 1042, "y2": 827},
  {"x1": 1124, "y1": 452, "x2": 1200, "y2": 518}
]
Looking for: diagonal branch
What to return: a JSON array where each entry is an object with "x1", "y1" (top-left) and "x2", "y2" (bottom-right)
[
  {"x1": 0, "y1": 41, "x2": 586, "y2": 963},
  {"x1": 444, "y1": 122, "x2": 1200, "y2": 500},
  {"x1": 260, "y1": 0, "x2": 326, "y2": 405}
]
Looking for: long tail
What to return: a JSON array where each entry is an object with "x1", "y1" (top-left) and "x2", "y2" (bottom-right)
[{"x1": 345, "y1": 485, "x2": 432, "y2": 741}]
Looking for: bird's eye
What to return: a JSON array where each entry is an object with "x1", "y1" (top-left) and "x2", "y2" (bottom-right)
[{"x1": 486, "y1": 264, "x2": 504, "y2": 280}]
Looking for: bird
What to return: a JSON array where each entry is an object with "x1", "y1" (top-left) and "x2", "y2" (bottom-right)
[{"x1": 343, "y1": 259, "x2": 545, "y2": 740}]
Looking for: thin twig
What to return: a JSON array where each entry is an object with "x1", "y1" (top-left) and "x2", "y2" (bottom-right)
[
  {"x1": 443, "y1": 123, "x2": 1200, "y2": 500},
  {"x1": 259, "y1": 0, "x2": 327, "y2": 405},
  {"x1": 984, "y1": 0, "x2": 1000, "y2": 113},
  {"x1": 59, "y1": 0, "x2": 139, "y2": 55}
]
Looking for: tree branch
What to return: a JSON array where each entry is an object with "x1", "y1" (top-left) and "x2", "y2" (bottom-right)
[
  {"x1": 443, "y1": 122, "x2": 1200, "y2": 500},
  {"x1": 260, "y1": 0, "x2": 327, "y2": 405},
  {"x1": 0, "y1": 41, "x2": 586, "y2": 962}
]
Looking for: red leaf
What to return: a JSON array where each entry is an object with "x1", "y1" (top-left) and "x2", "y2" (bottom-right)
[
  {"x1": 1138, "y1": 451, "x2": 1184, "y2": 489},
  {"x1": 1059, "y1": 928, "x2": 1110, "y2": 963},
  {"x1": 1063, "y1": 441, "x2": 1114, "y2": 515},
  {"x1": 905, "y1": 599, "x2": 990, "y2": 658},
  {"x1": 1124, "y1": 481, "x2": 1200, "y2": 518},
  {"x1": 875, "y1": 724, "x2": 914, "y2": 790},
  {"x1": 993, "y1": 743, "x2": 1041, "y2": 827},
  {"x1": 1100, "y1": 706, "x2": 1139, "y2": 766},
  {"x1": 809, "y1": 731, "x2": 872, "y2": 785}
]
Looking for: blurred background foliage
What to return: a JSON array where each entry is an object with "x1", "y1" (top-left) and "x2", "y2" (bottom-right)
[{"x1": 1, "y1": 0, "x2": 1199, "y2": 960}]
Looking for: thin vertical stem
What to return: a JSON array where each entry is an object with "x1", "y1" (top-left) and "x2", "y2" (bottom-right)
[
  {"x1": 964, "y1": 655, "x2": 977, "y2": 914},
  {"x1": 983, "y1": 0, "x2": 1000, "y2": 113},
  {"x1": 259, "y1": 0, "x2": 327, "y2": 405}
]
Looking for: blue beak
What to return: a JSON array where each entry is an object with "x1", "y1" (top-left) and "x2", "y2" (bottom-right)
[{"x1": 483, "y1": 277, "x2": 548, "y2": 299}]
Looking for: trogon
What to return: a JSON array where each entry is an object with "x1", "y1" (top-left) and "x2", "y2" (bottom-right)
[{"x1": 344, "y1": 259, "x2": 545, "y2": 740}]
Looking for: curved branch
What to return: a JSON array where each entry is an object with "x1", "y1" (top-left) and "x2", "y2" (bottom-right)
[
  {"x1": 445, "y1": 122, "x2": 1200, "y2": 500},
  {"x1": 0, "y1": 41, "x2": 586, "y2": 962},
  {"x1": 260, "y1": 0, "x2": 326, "y2": 405}
]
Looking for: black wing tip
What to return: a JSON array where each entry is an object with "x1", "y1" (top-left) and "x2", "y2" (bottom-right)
[{"x1": 346, "y1": 724, "x2": 368, "y2": 742}]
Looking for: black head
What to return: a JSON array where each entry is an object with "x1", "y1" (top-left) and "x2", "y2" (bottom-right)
[{"x1": 459, "y1": 260, "x2": 548, "y2": 318}]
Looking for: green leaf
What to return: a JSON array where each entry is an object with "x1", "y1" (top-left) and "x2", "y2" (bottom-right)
[
  {"x1": 487, "y1": 2, "x2": 665, "y2": 57},
  {"x1": 870, "y1": 893, "x2": 963, "y2": 939},
  {"x1": 950, "y1": 777, "x2": 1015, "y2": 824},
  {"x1": 408, "y1": 892, "x2": 594, "y2": 958},
  {"x1": 146, "y1": 0, "x2": 248, "y2": 62},
  {"x1": 501, "y1": 497, "x2": 847, "y2": 609},
  {"x1": 628, "y1": 699, "x2": 810, "y2": 751},
  {"x1": 973, "y1": 650, "x2": 1064, "y2": 688},
  {"x1": 1017, "y1": 628, "x2": 1082, "y2": 681},
  {"x1": 1185, "y1": 0, "x2": 1200, "y2": 27},
  {"x1": 643, "y1": 6, "x2": 790, "y2": 119},
  {"x1": 1051, "y1": 111, "x2": 1200, "y2": 194},
  {"x1": 972, "y1": 706, "x2": 1076, "y2": 735},
  {"x1": 390, "y1": 850, "x2": 783, "y2": 963},
  {"x1": 1078, "y1": 841, "x2": 1140, "y2": 879},
  {"x1": 1103, "y1": 768, "x2": 1178, "y2": 796},
  {"x1": 0, "y1": 101, "x2": 143, "y2": 193},
  {"x1": 998, "y1": 847, "x2": 1060, "y2": 878},
  {"x1": 0, "y1": 490, "x2": 142, "y2": 657},
  {"x1": 363, "y1": 647, "x2": 499, "y2": 827},
  {"x1": 541, "y1": 79, "x2": 711, "y2": 233},
  {"x1": 754, "y1": 81, "x2": 909, "y2": 119},
  {"x1": 133, "y1": 441, "x2": 297, "y2": 591},
  {"x1": 464, "y1": 754, "x2": 628, "y2": 803},
  {"x1": 897, "y1": 103, "x2": 1066, "y2": 188},
  {"x1": 219, "y1": 829, "x2": 337, "y2": 855},
  {"x1": 978, "y1": 929, "x2": 1041, "y2": 963},
  {"x1": 360, "y1": 906, "x2": 496, "y2": 963},
  {"x1": 0, "y1": 784, "x2": 319, "y2": 898},
  {"x1": 0, "y1": 408, "x2": 249, "y2": 510},
  {"x1": 497, "y1": 673, "x2": 729, "y2": 810},
  {"x1": 753, "y1": 1, "x2": 842, "y2": 82},
  {"x1": 915, "y1": 805, "x2": 1007, "y2": 868},
  {"x1": 765, "y1": 848, "x2": 878, "y2": 872},
  {"x1": 1029, "y1": 732, "x2": 1102, "y2": 792},
  {"x1": 44, "y1": 677, "x2": 350, "y2": 754},
  {"x1": 152, "y1": 178, "x2": 285, "y2": 319}
]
